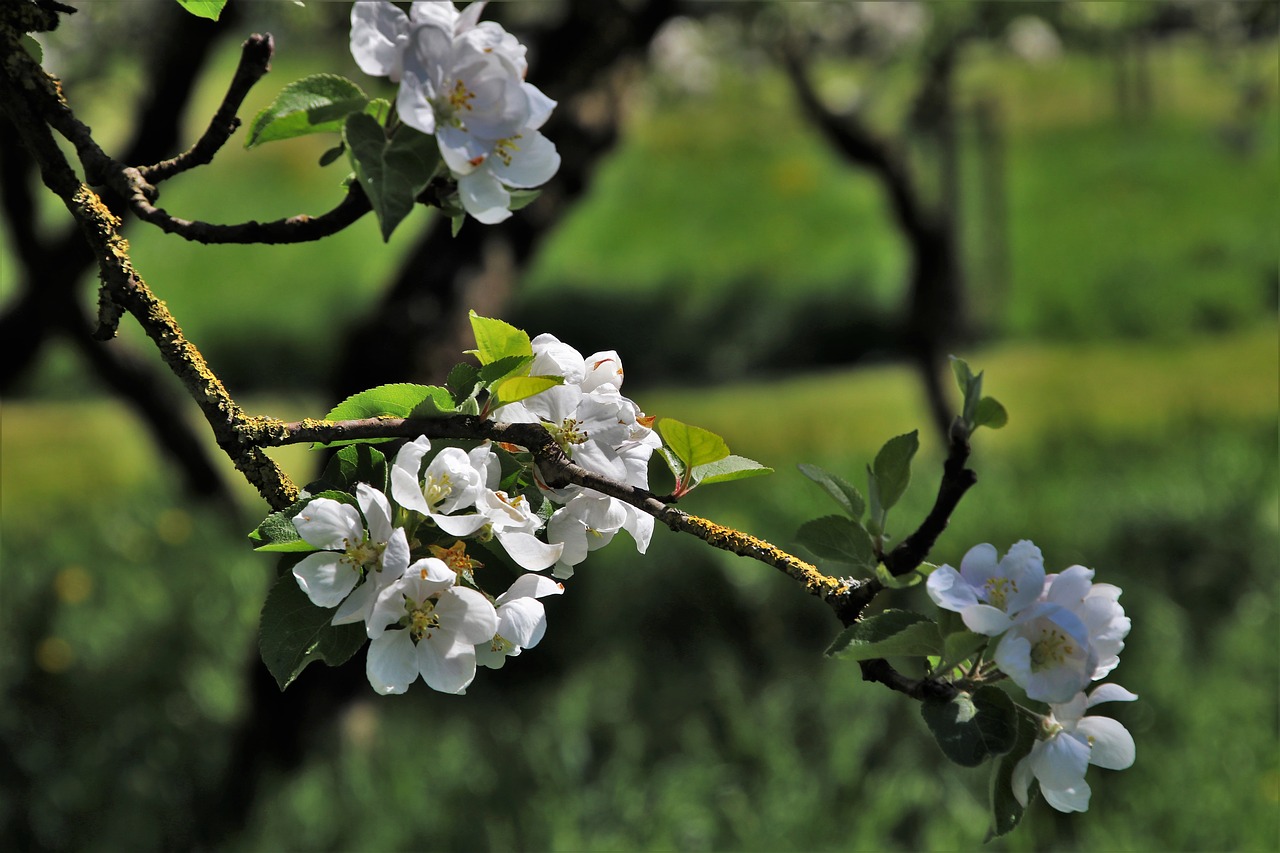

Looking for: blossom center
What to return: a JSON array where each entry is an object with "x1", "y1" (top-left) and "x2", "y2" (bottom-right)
[
  {"x1": 1029, "y1": 627, "x2": 1077, "y2": 671},
  {"x1": 343, "y1": 536, "x2": 385, "y2": 571},
  {"x1": 425, "y1": 472, "x2": 454, "y2": 506},
  {"x1": 983, "y1": 576, "x2": 1016, "y2": 610},
  {"x1": 407, "y1": 597, "x2": 440, "y2": 641},
  {"x1": 493, "y1": 134, "x2": 522, "y2": 167}
]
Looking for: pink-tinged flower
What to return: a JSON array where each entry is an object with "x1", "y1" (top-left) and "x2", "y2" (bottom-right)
[{"x1": 1013, "y1": 683, "x2": 1138, "y2": 812}]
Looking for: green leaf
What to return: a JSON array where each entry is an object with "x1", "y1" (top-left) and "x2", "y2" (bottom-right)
[
  {"x1": 21, "y1": 35, "x2": 42, "y2": 63},
  {"x1": 692, "y1": 455, "x2": 773, "y2": 487},
  {"x1": 478, "y1": 354, "x2": 535, "y2": 386},
  {"x1": 825, "y1": 609, "x2": 943, "y2": 659},
  {"x1": 872, "y1": 430, "x2": 919, "y2": 512},
  {"x1": 324, "y1": 383, "x2": 446, "y2": 423},
  {"x1": 246, "y1": 74, "x2": 370, "y2": 148},
  {"x1": 921, "y1": 686, "x2": 1018, "y2": 768},
  {"x1": 407, "y1": 386, "x2": 459, "y2": 418},
  {"x1": 875, "y1": 562, "x2": 922, "y2": 589},
  {"x1": 797, "y1": 515, "x2": 876, "y2": 569},
  {"x1": 949, "y1": 355, "x2": 975, "y2": 395},
  {"x1": 492, "y1": 375, "x2": 561, "y2": 409},
  {"x1": 250, "y1": 507, "x2": 310, "y2": 552},
  {"x1": 318, "y1": 143, "x2": 345, "y2": 167},
  {"x1": 657, "y1": 447, "x2": 687, "y2": 486},
  {"x1": 344, "y1": 114, "x2": 439, "y2": 241},
  {"x1": 258, "y1": 573, "x2": 367, "y2": 690},
  {"x1": 987, "y1": 712, "x2": 1038, "y2": 841},
  {"x1": 175, "y1": 0, "x2": 226, "y2": 21},
  {"x1": 974, "y1": 396, "x2": 1008, "y2": 430},
  {"x1": 451, "y1": 214, "x2": 465, "y2": 237},
  {"x1": 468, "y1": 311, "x2": 532, "y2": 365},
  {"x1": 446, "y1": 362, "x2": 482, "y2": 405},
  {"x1": 797, "y1": 463, "x2": 866, "y2": 519},
  {"x1": 313, "y1": 447, "x2": 390, "y2": 494},
  {"x1": 656, "y1": 418, "x2": 730, "y2": 472},
  {"x1": 935, "y1": 630, "x2": 990, "y2": 675},
  {"x1": 507, "y1": 189, "x2": 541, "y2": 211}
]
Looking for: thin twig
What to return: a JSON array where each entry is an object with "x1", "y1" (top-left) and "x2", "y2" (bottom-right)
[{"x1": 138, "y1": 33, "x2": 275, "y2": 184}]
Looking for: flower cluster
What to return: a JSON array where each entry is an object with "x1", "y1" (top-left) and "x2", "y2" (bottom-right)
[
  {"x1": 289, "y1": 333, "x2": 656, "y2": 695},
  {"x1": 350, "y1": 1, "x2": 560, "y2": 223},
  {"x1": 927, "y1": 541, "x2": 1135, "y2": 812}
]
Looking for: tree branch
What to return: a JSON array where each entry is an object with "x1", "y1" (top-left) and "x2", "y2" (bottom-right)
[{"x1": 138, "y1": 33, "x2": 274, "y2": 184}]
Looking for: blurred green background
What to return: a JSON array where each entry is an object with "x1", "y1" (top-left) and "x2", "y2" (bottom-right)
[{"x1": 2, "y1": 1, "x2": 1277, "y2": 850}]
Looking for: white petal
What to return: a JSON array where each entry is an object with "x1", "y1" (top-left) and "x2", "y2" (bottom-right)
[
  {"x1": 1011, "y1": 755, "x2": 1034, "y2": 807},
  {"x1": 496, "y1": 530, "x2": 564, "y2": 571},
  {"x1": 497, "y1": 597, "x2": 547, "y2": 648},
  {"x1": 430, "y1": 511, "x2": 489, "y2": 537},
  {"x1": 960, "y1": 604, "x2": 1013, "y2": 636},
  {"x1": 1087, "y1": 683, "x2": 1138, "y2": 708},
  {"x1": 926, "y1": 565, "x2": 980, "y2": 612},
  {"x1": 331, "y1": 579, "x2": 378, "y2": 625},
  {"x1": 1046, "y1": 565, "x2": 1095, "y2": 607},
  {"x1": 958, "y1": 543, "x2": 1000, "y2": 587},
  {"x1": 417, "y1": 635, "x2": 477, "y2": 694},
  {"x1": 356, "y1": 482, "x2": 394, "y2": 542},
  {"x1": 457, "y1": 170, "x2": 512, "y2": 224},
  {"x1": 436, "y1": 586, "x2": 500, "y2": 645},
  {"x1": 366, "y1": 631, "x2": 417, "y2": 694},
  {"x1": 490, "y1": 131, "x2": 559, "y2": 189},
  {"x1": 293, "y1": 499, "x2": 363, "y2": 550},
  {"x1": 1078, "y1": 716, "x2": 1136, "y2": 770},
  {"x1": 1041, "y1": 779, "x2": 1091, "y2": 813},
  {"x1": 293, "y1": 551, "x2": 359, "y2": 608},
  {"x1": 497, "y1": 573, "x2": 565, "y2": 603},
  {"x1": 1033, "y1": 731, "x2": 1091, "y2": 793},
  {"x1": 396, "y1": 68, "x2": 438, "y2": 136},
  {"x1": 622, "y1": 506, "x2": 654, "y2": 554},
  {"x1": 350, "y1": 1, "x2": 408, "y2": 80},
  {"x1": 390, "y1": 437, "x2": 433, "y2": 515}
]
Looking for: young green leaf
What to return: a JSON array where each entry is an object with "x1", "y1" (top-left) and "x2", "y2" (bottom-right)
[
  {"x1": 949, "y1": 355, "x2": 975, "y2": 396},
  {"x1": 921, "y1": 686, "x2": 1018, "y2": 767},
  {"x1": 691, "y1": 455, "x2": 773, "y2": 487},
  {"x1": 974, "y1": 396, "x2": 1009, "y2": 430},
  {"x1": 175, "y1": 0, "x2": 226, "y2": 21},
  {"x1": 468, "y1": 311, "x2": 533, "y2": 365},
  {"x1": 797, "y1": 463, "x2": 866, "y2": 519},
  {"x1": 656, "y1": 418, "x2": 730, "y2": 472},
  {"x1": 477, "y1": 354, "x2": 536, "y2": 386},
  {"x1": 875, "y1": 562, "x2": 923, "y2": 589},
  {"x1": 872, "y1": 430, "x2": 919, "y2": 512},
  {"x1": 344, "y1": 114, "x2": 440, "y2": 241},
  {"x1": 491, "y1": 375, "x2": 561, "y2": 409},
  {"x1": 324, "y1": 384, "x2": 439, "y2": 421},
  {"x1": 797, "y1": 515, "x2": 876, "y2": 569},
  {"x1": 825, "y1": 609, "x2": 943, "y2": 659},
  {"x1": 318, "y1": 143, "x2": 346, "y2": 167},
  {"x1": 259, "y1": 573, "x2": 367, "y2": 690},
  {"x1": 21, "y1": 34, "x2": 42, "y2": 63},
  {"x1": 246, "y1": 74, "x2": 370, "y2": 148},
  {"x1": 935, "y1": 630, "x2": 989, "y2": 675}
]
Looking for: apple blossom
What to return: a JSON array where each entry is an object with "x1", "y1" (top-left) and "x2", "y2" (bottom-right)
[
  {"x1": 1041, "y1": 565, "x2": 1131, "y2": 681},
  {"x1": 291, "y1": 483, "x2": 410, "y2": 615},
  {"x1": 365, "y1": 557, "x2": 499, "y2": 694},
  {"x1": 476, "y1": 572, "x2": 565, "y2": 669},
  {"x1": 994, "y1": 601, "x2": 1098, "y2": 703},
  {"x1": 926, "y1": 540, "x2": 1045, "y2": 635},
  {"x1": 1013, "y1": 683, "x2": 1138, "y2": 812}
]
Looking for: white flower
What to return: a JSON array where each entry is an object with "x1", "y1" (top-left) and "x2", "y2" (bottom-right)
[
  {"x1": 1042, "y1": 565, "x2": 1131, "y2": 681},
  {"x1": 390, "y1": 437, "x2": 489, "y2": 528},
  {"x1": 926, "y1": 541, "x2": 1045, "y2": 635},
  {"x1": 1013, "y1": 683, "x2": 1138, "y2": 812},
  {"x1": 365, "y1": 557, "x2": 499, "y2": 694},
  {"x1": 291, "y1": 483, "x2": 410, "y2": 620},
  {"x1": 349, "y1": 1, "x2": 412, "y2": 83},
  {"x1": 476, "y1": 572, "x2": 565, "y2": 669},
  {"x1": 472, "y1": 487, "x2": 564, "y2": 571},
  {"x1": 994, "y1": 602, "x2": 1098, "y2": 703},
  {"x1": 547, "y1": 493, "x2": 629, "y2": 578}
]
